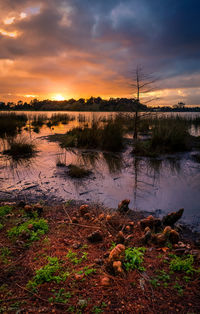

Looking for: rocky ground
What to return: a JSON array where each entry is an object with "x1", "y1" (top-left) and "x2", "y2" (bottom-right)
[{"x1": 0, "y1": 200, "x2": 200, "y2": 313}]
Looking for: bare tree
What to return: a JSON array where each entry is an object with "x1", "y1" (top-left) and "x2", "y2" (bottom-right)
[{"x1": 130, "y1": 65, "x2": 158, "y2": 139}]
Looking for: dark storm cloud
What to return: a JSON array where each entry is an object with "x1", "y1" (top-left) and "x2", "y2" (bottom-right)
[{"x1": 0, "y1": 0, "x2": 200, "y2": 104}]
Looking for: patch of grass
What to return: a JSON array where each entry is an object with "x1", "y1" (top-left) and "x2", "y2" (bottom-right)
[
  {"x1": 173, "y1": 282, "x2": 183, "y2": 296},
  {"x1": 92, "y1": 302, "x2": 107, "y2": 313},
  {"x1": 8, "y1": 218, "x2": 48, "y2": 243},
  {"x1": 169, "y1": 254, "x2": 198, "y2": 274},
  {"x1": 4, "y1": 138, "x2": 36, "y2": 160},
  {"x1": 0, "y1": 113, "x2": 27, "y2": 138},
  {"x1": 0, "y1": 205, "x2": 12, "y2": 217},
  {"x1": 0, "y1": 247, "x2": 11, "y2": 264},
  {"x1": 124, "y1": 247, "x2": 146, "y2": 271},
  {"x1": 53, "y1": 118, "x2": 124, "y2": 152},
  {"x1": 27, "y1": 257, "x2": 68, "y2": 291},
  {"x1": 77, "y1": 266, "x2": 96, "y2": 276},
  {"x1": 48, "y1": 288, "x2": 72, "y2": 304},
  {"x1": 67, "y1": 164, "x2": 91, "y2": 178},
  {"x1": 66, "y1": 250, "x2": 88, "y2": 264},
  {"x1": 0, "y1": 223, "x2": 3, "y2": 230}
]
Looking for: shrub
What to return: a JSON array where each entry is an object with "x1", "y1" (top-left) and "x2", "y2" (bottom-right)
[
  {"x1": 124, "y1": 247, "x2": 146, "y2": 271},
  {"x1": 8, "y1": 218, "x2": 48, "y2": 243},
  {"x1": 0, "y1": 205, "x2": 12, "y2": 217}
]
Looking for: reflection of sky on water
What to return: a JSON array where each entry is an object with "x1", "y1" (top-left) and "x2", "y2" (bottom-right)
[{"x1": 0, "y1": 111, "x2": 200, "y2": 230}]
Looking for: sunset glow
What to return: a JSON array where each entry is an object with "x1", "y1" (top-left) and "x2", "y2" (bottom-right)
[{"x1": 0, "y1": 0, "x2": 199, "y2": 106}]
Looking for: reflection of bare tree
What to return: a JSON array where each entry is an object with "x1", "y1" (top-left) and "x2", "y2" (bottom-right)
[
  {"x1": 103, "y1": 152, "x2": 123, "y2": 174},
  {"x1": 133, "y1": 157, "x2": 140, "y2": 208}
]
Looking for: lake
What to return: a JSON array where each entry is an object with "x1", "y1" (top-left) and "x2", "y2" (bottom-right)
[{"x1": 0, "y1": 111, "x2": 200, "y2": 231}]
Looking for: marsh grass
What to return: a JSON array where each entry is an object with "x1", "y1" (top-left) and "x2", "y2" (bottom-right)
[
  {"x1": 4, "y1": 137, "x2": 36, "y2": 160},
  {"x1": 47, "y1": 113, "x2": 75, "y2": 127},
  {"x1": 56, "y1": 118, "x2": 124, "y2": 152},
  {"x1": 0, "y1": 113, "x2": 27, "y2": 138},
  {"x1": 31, "y1": 114, "x2": 47, "y2": 127},
  {"x1": 67, "y1": 164, "x2": 91, "y2": 178}
]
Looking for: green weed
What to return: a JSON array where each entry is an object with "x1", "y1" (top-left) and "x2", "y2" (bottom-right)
[
  {"x1": 0, "y1": 247, "x2": 11, "y2": 264},
  {"x1": 77, "y1": 266, "x2": 96, "y2": 276},
  {"x1": 169, "y1": 255, "x2": 197, "y2": 274},
  {"x1": 0, "y1": 205, "x2": 12, "y2": 217},
  {"x1": 66, "y1": 250, "x2": 88, "y2": 265},
  {"x1": 173, "y1": 282, "x2": 183, "y2": 296},
  {"x1": 8, "y1": 218, "x2": 48, "y2": 243},
  {"x1": 92, "y1": 302, "x2": 107, "y2": 313},
  {"x1": 48, "y1": 288, "x2": 71, "y2": 304},
  {"x1": 124, "y1": 247, "x2": 146, "y2": 271}
]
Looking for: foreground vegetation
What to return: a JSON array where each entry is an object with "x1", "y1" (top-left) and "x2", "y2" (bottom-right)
[{"x1": 0, "y1": 201, "x2": 199, "y2": 313}]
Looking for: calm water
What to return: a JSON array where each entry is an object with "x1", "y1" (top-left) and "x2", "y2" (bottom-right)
[{"x1": 0, "y1": 111, "x2": 200, "y2": 230}]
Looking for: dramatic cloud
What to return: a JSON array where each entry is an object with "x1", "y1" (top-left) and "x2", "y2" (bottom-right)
[{"x1": 0, "y1": 0, "x2": 200, "y2": 105}]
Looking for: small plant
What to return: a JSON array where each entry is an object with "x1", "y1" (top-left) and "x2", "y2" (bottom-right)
[
  {"x1": 173, "y1": 282, "x2": 183, "y2": 296},
  {"x1": 169, "y1": 255, "x2": 197, "y2": 274},
  {"x1": 0, "y1": 205, "x2": 12, "y2": 217},
  {"x1": 8, "y1": 218, "x2": 48, "y2": 243},
  {"x1": 66, "y1": 250, "x2": 88, "y2": 265},
  {"x1": 92, "y1": 302, "x2": 107, "y2": 313},
  {"x1": 77, "y1": 266, "x2": 96, "y2": 277},
  {"x1": 109, "y1": 242, "x2": 117, "y2": 250},
  {"x1": 124, "y1": 247, "x2": 146, "y2": 271},
  {"x1": 0, "y1": 247, "x2": 11, "y2": 264},
  {"x1": 0, "y1": 223, "x2": 3, "y2": 230},
  {"x1": 27, "y1": 257, "x2": 68, "y2": 291},
  {"x1": 150, "y1": 278, "x2": 160, "y2": 288},
  {"x1": 48, "y1": 288, "x2": 71, "y2": 304}
]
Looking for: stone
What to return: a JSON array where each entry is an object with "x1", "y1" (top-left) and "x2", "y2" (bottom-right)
[
  {"x1": 94, "y1": 258, "x2": 104, "y2": 265},
  {"x1": 108, "y1": 244, "x2": 125, "y2": 262},
  {"x1": 141, "y1": 227, "x2": 152, "y2": 244},
  {"x1": 118, "y1": 199, "x2": 130, "y2": 214},
  {"x1": 34, "y1": 203, "x2": 43, "y2": 216},
  {"x1": 125, "y1": 225, "x2": 131, "y2": 233},
  {"x1": 78, "y1": 299, "x2": 87, "y2": 307},
  {"x1": 75, "y1": 273, "x2": 84, "y2": 281},
  {"x1": 162, "y1": 208, "x2": 184, "y2": 226},
  {"x1": 87, "y1": 230, "x2": 103, "y2": 243},
  {"x1": 98, "y1": 213, "x2": 105, "y2": 220},
  {"x1": 72, "y1": 242, "x2": 81, "y2": 249},
  {"x1": 101, "y1": 276, "x2": 110, "y2": 286},
  {"x1": 80, "y1": 204, "x2": 89, "y2": 216}
]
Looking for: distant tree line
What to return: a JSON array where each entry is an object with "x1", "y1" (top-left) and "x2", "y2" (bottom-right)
[
  {"x1": 0, "y1": 97, "x2": 147, "y2": 112},
  {"x1": 0, "y1": 97, "x2": 199, "y2": 112}
]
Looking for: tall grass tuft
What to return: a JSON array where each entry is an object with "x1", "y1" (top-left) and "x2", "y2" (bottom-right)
[
  {"x1": 0, "y1": 113, "x2": 27, "y2": 138},
  {"x1": 3, "y1": 137, "x2": 36, "y2": 160}
]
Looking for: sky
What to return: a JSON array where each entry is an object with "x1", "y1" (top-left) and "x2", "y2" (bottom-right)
[{"x1": 0, "y1": 0, "x2": 200, "y2": 106}]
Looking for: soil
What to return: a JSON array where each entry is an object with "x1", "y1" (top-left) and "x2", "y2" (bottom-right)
[{"x1": 0, "y1": 201, "x2": 200, "y2": 313}]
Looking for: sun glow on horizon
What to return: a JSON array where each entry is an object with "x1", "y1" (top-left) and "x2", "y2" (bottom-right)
[{"x1": 52, "y1": 94, "x2": 65, "y2": 101}]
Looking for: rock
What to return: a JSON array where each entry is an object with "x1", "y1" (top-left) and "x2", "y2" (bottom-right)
[
  {"x1": 101, "y1": 276, "x2": 110, "y2": 286},
  {"x1": 169, "y1": 229, "x2": 179, "y2": 244},
  {"x1": 87, "y1": 230, "x2": 103, "y2": 243},
  {"x1": 153, "y1": 233, "x2": 166, "y2": 246},
  {"x1": 163, "y1": 226, "x2": 172, "y2": 236},
  {"x1": 118, "y1": 199, "x2": 130, "y2": 214},
  {"x1": 108, "y1": 244, "x2": 125, "y2": 262},
  {"x1": 113, "y1": 261, "x2": 124, "y2": 275},
  {"x1": 174, "y1": 248, "x2": 187, "y2": 255},
  {"x1": 140, "y1": 216, "x2": 162, "y2": 232},
  {"x1": 80, "y1": 204, "x2": 89, "y2": 216},
  {"x1": 162, "y1": 208, "x2": 184, "y2": 226},
  {"x1": 116, "y1": 231, "x2": 125, "y2": 244}
]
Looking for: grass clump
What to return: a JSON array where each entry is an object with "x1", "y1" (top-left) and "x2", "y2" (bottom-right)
[
  {"x1": 0, "y1": 205, "x2": 12, "y2": 217},
  {"x1": 27, "y1": 257, "x2": 68, "y2": 291},
  {"x1": 56, "y1": 119, "x2": 124, "y2": 152},
  {"x1": 124, "y1": 247, "x2": 146, "y2": 271},
  {"x1": 8, "y1": 218, "x2": 48, "y2": 243},
  {"x1": 67, "y1": 164, "x2": 91, "y2": 178},
  {"x1": 66, "y1": 250, "x2": 88, "y2": 264},
  {"x1": 48, "y1": 288, "x2": 72, "y2": 304},
  {"x1": 0, "y1": 113, "x2": 27, "y2": 138},
  {"x1": 4, "y1": 138, "x2": 36, "y2": 160},
  {"x1": 169, "y1": 254, "x2": 198, "y2": 274},
  {"x1": 0, "y1": 247, "x2": 11, "y2": 264}
]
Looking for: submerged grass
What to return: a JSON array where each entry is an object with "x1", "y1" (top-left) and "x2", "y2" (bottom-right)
[
  {"x1": 0, "y1": 113, "x2": 27, "y2": 138},
  {"x1": 67, "y1": 164, "x2": 91, "y2": 178}
]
